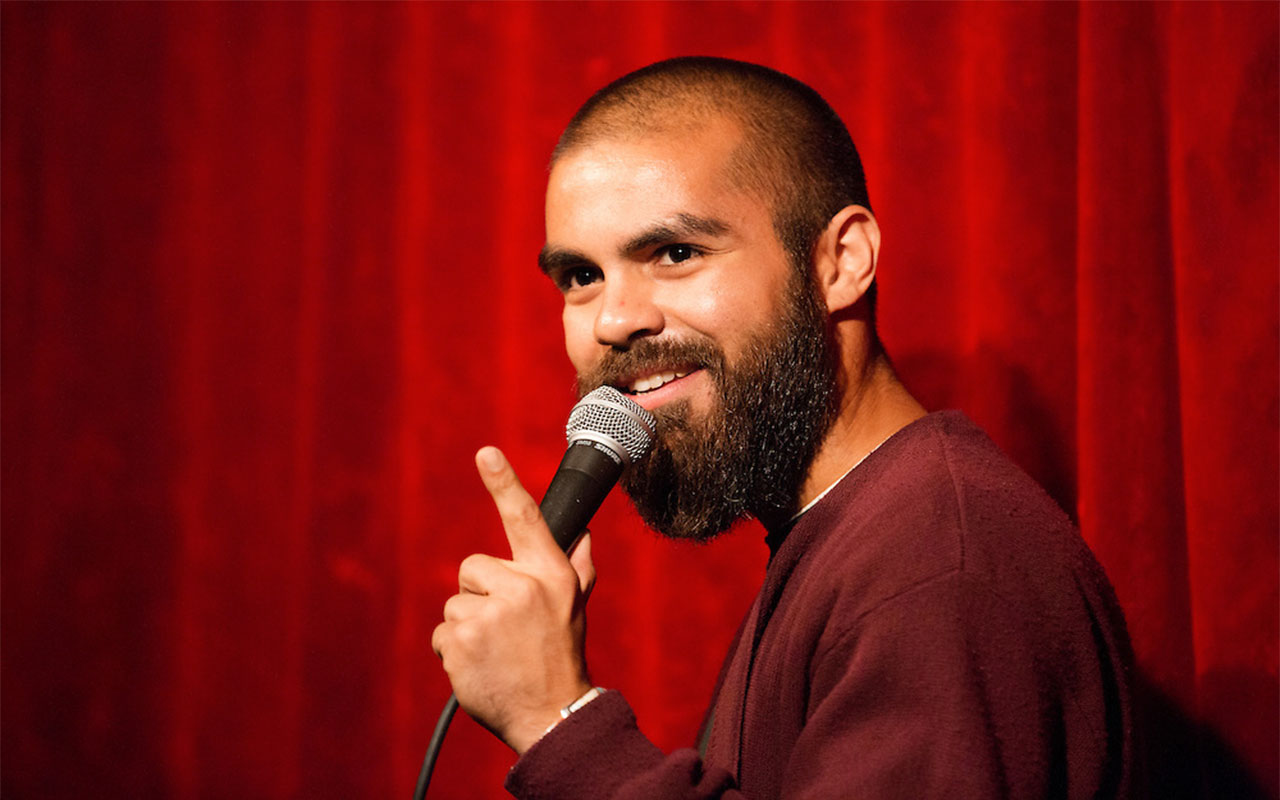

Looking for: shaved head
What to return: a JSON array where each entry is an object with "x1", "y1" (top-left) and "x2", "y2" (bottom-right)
[{"x1": 553, "y1": 57, "x2": 872, "y2": 294}]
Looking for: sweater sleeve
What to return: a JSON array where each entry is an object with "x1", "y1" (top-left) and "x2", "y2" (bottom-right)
[
  {"x1": 510, "y1": 562, "x2": 1122, "y2": 798},
  {"x1": 771, "y1": 570, "x2": 1118, "y2": 799},
  {"x1": 505, "y1": 690, "x2": 744, "y2": 800},
  {"x1": 773, "y1": 572, "x2": 1013, "y2": 797}
]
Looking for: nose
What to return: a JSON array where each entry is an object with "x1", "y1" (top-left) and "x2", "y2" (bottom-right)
[{"x1": 593, "y1": 271, "x2": 664, "y2": 348}]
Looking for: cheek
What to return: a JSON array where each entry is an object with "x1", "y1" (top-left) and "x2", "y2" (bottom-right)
[
  {"x1": 562, "y1": 304, "x2": 596, "y2": 374},
  {"x1": 659, "y1": 265, "x2": 785, "y2": 349}
]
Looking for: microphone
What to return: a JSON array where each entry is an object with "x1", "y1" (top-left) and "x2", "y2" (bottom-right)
[
  {"x1": 412, "y1": 386, "x2": 656, "y2": 800},
  {"x1": 539, "y1": 385, "x2": 658, "y2": 553}
]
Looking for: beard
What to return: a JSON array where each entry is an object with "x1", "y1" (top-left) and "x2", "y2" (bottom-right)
[{"x1": 575, "y1": 269, "x2": 838, "y2": 541}]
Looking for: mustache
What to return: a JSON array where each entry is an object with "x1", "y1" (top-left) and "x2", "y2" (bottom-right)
[{"x1": 576, "y1": 336, "x2": 726, "y2": 397}]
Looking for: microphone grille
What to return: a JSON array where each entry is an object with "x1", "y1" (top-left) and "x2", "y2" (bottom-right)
[{"x1": 566, "y1": 386, "x2": 658, "y2": 466}]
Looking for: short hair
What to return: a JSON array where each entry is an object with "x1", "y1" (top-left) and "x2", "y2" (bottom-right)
[{"x1": 554, "y1": 56, "x2": 874, "y2": 311}]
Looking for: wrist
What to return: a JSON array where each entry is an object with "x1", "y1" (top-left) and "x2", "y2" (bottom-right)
[
  {"x1": 504, "y1": 680, "x2": 593, "y2": 752},
  {"x1": 512, "y1": 685, "x2": 606, "y2": 755},
  {"x1": 551, "y1": 686, "x2": 606, "y2": 728}
]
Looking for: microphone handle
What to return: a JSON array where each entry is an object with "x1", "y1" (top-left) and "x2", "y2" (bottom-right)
[{"x1": 539, "y1": 441, "x2": 624, "y2": 553}]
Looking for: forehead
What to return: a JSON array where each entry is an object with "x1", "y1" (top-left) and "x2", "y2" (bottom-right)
[{"x1": 545, "y1": 118, "x2": 767, "y2": 248}]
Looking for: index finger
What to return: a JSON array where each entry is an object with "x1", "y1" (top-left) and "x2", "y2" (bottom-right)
[{"x1": 475, "y1": 446, "x2": 563, "y2": 565}]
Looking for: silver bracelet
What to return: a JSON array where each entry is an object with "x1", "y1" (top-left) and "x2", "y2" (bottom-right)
[
  {"x1": 560, "y1": 686, "x2": 606, "y2": 719},
  {"x1": 541, "y1": 686, "x2": 606, "y2": 738}
]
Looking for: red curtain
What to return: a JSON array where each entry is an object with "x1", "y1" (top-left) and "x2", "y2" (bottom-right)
[{"x1": 3, "y1": 3, "x2": 1275, "y2": 798}]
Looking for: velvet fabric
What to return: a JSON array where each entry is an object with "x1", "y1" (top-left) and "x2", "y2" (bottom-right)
[{"x1": 3, "y1": 3, "x2": 1275, "y2": 798}]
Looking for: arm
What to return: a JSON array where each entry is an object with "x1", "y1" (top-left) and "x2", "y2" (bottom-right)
[
  {"x1": 507, "y1": 571, "x2": 1110, "y2": 800},
  {"x1": 432, "y1": 446, "x2": 973, "y2": 798},
  {"x1": 506, "y1": 690, "x2": 743, "y2": 800},
  {"x1": 435, "y1": 450, "x2": 1108, "y2": 798},
  {"x1": 772, "y1": 570, "x2": 1116, "y2": 799},
  {"x1": 505, "y1": 574, "x2": 1010, "y2": 800}
]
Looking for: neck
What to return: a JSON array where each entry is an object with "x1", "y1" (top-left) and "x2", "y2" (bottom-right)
[{"x1": 785, "y1": 349, "x2": 925, "y2": 523}]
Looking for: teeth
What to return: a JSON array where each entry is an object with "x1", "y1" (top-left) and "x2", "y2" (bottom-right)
[{"x1": 629, "y1": 369, "x2": 690, "y2": 394}]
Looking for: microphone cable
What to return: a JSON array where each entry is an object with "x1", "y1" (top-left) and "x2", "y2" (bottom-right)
[{"x1": 412, "y1": 693, "x2": 459, "y2": 800}]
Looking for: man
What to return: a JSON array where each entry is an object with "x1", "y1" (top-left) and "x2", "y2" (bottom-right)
[{"x1": 432, "y1": 57, "x2": 1134, "y2": 799}]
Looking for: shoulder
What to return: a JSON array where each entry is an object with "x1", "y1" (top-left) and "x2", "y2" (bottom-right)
[
  {"x1": 764, "y1": 415, "x2": 1133, "y2": 800},
  {"x1": 780, "y1": 412, "x2": 1091, "y2": 631}
]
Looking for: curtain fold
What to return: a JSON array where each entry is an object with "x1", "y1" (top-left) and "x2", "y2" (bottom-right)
[{"x1": 3, "y1": 3, "x2": 1275, "y2": 797}]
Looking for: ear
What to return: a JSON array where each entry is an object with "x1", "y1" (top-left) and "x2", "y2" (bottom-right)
[{"x1": 812, "y1": 205, "x2": 880, "y2": 314}]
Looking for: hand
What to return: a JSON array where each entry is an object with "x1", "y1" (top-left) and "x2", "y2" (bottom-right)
[{"x1": 431, "y1": 446, "x2": 595, "y2": 754}]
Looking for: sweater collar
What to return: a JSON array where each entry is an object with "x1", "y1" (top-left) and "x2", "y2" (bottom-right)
[{"x1": 763, "y1": 424, "x2": 907, "y2": 558}]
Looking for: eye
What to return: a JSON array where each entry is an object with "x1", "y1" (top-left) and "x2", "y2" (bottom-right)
[
  {"x1": 657, "y1": 244, "x2": 700, "y2": 265},
  {"x1": 558, "y1": 265, "x2": 602, "y2": 292}
]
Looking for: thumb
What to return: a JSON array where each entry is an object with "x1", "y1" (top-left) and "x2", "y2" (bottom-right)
[{"x1": 567, "y1": 531, "x2": 597, "y2": 597}]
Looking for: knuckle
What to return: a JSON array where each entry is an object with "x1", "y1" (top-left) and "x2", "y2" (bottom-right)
[
  {"x1": 478, "y1": 599, "x2": 504, "y2": 624},
  {"x1": 506, "y1": 498, "x2": 542, "y2": 529},
  {"x1": 549, "y1": 562, "x2": 580, "y2": 591},
  {"x1": 507, "y1": 572, "x2": 541, "y2": 605},
  {"x1": 488, "y1": 467, "x2": 519, "y2": 496},
  {"x1": 453, "y1": 620, "x2": 481, "y2": 650}
]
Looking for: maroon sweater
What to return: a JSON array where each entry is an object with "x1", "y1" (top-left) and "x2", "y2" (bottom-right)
[{"x1": 507, "y1": 412, "x2": 1133, "y2": 799}]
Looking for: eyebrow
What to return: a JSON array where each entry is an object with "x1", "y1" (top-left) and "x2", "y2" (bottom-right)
[
  {"x1": 539, "y1": 212, "x2": 733, "y2": 276},
  {"x1": 538, "y1": 246, "x2": 592, "y2": 276},
  {"x1": 620, "y1": 213, "x2": 732, "y2": 255}
]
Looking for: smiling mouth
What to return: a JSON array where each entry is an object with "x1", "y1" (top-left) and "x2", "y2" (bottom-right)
[{"x1": 617, "y1": 367, "x2": 703, "y2": 396}]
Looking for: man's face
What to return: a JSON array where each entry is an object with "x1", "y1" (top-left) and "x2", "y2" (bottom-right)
[{"x1": 542, "y1": 118, "x2": 836, "y2": 538}]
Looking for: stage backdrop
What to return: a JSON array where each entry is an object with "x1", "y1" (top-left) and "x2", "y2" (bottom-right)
[{"x1": 3, "y1": 3, "x2": 1276, "y2": 798}]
